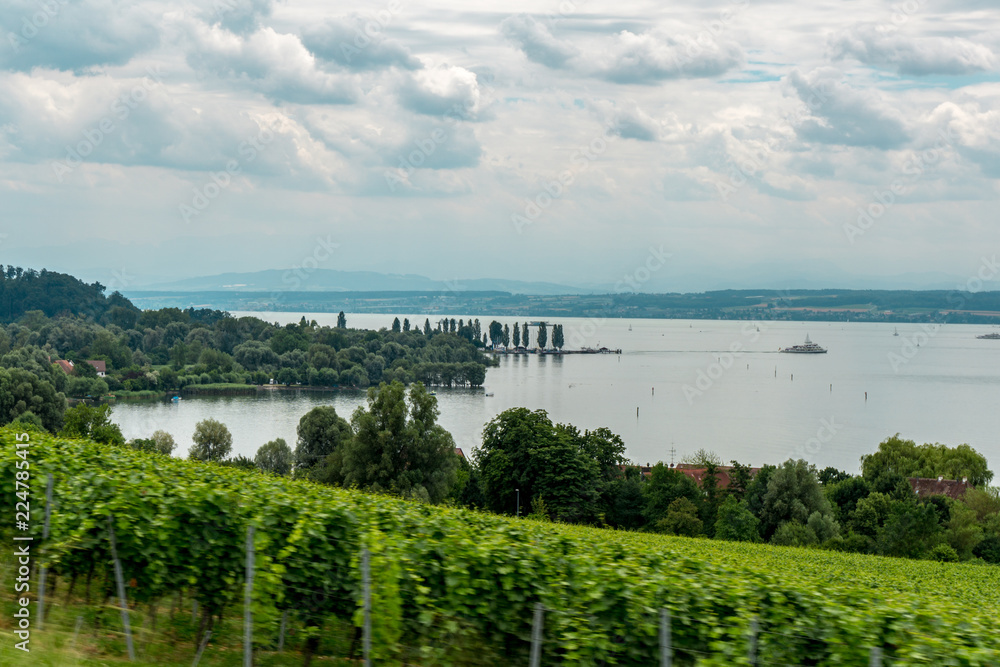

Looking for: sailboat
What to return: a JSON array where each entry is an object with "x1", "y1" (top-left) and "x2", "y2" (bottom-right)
[
  {"x1": 628, "y1": 324, "x2": 632, "y2": 331},
  {"x1": 893, "y1": 327, "x2": 899, "y2": 337}
]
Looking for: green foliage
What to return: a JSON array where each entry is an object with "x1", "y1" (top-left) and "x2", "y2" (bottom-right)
[
  {"x1": 877, "y1": 501, "x2": 943, "y2": 559},
  {"x1": 295, "y1": 406, "x2": 352, "y2": 474},
  {"x1": 928, "y1": 543, "x2": 959, "y2": 562},
  {"x1": 2, "y1": 428, "x2": 999, "y2": 666},
  {"x1": 256, "y1": 437, "x2": 293, "y2": 476},
  {"x1": 655, "y1": 497, "x2": 704, "y2": 536},
  {"x1": 341, "y1": 381, "x2": 458, "y2": 503},
  {"x1": 0, "y1": 266, "x2": 139, "y2": 322},
  {"x1": 772, "y1": 521, "x2": 819, "y2": 547},
  {"x1": 150, "y1": 429, "x2": 177, "y2": 455},
  {"x1": 60, "y1": 402, "x2": 124, "y2": 446},
  {"x1": 0, "y1": 366, "x2": 65, "y2": 431},
  {"x1": 757, "y1": 459, "x2": 837, "y2": 540},
  {"x1": 861, "y1": 434, "x2": 993, "y2": 487},
  {"x1": 189, "y1": 418, "x2": 233, "y2": 462},
  {"x1": 714, "y1": 496, "x2": 761, "y2": 542}
]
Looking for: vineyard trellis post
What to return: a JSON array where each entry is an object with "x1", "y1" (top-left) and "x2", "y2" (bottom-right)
[
  {"x1": 192, "y1": 630, "x2": 212, "y2": 667},
  {"x1": 870, "y1": 646, "x2": 883, "y2": 667},
  {"x1": 748, "y1": 616, "x2": 759, "y2": 667},
  {"x1": 530, "y1": 602, "x2": 545, "y2": 667},
  {"x1": 107, "y1": 515, "x2": 136, "y2": 661},
  {"x1": 244, "y1": 524, "x2": 255, "y2": 667},
  {"x1": 660, "y1": 608, "x2": 671, "y2": 667},
  {"x1": 362, "y1": 547, "x2": 372, "y2": 667},
  {"x1": 36, "y1": 473, "x2": 53, "y2": 630},
  {"x1": 278, "y1": 609, "x2": 288, "y2": 651}
]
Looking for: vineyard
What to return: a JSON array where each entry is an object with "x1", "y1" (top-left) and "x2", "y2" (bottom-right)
[{"x1": 1, "y1": 427, "x2": 999, "y2": 666}]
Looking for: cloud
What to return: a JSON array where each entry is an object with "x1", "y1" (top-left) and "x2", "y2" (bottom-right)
[
  {"x1": 397, "y1": 63, "x2": 484, "y2": 119},
  {"x1": 0, "y1": 0, "x2": 160, "y2": 72},
  {"x1": 497, "y1": 16, "x2": 742, "y2": 84},
  {"x1": 595, "y1": 30, "x2": 743, "y2": 83},
  {"x1": 301, "y1": 17, "x2": 420, "y2": 71},
  {"x1": 499, "y1": 15, "x2": 578, "y2": 69},
  {"x1": 928, "y1": 101, "x2": 1000, "y2": 176},
  {"x1": 0, "y1": 70, "x2": 321, "y2": 179},
  {"x1": 787, "y1": 68, "x2": 910, "y2": 148},
  {"x1": 186, "y1": 25, "x2": 356, "y2": 104},
  {"x1": 590, "y1": 100, "x2": 662, "y2": 141},
  {"x1": 830, "y1": 25, "x2": 997, "y2": 76},
  {"x1": 201, "y1": 0, "x2": 279, "y2": 36}
]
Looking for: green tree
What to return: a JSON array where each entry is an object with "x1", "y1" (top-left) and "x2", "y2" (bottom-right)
[
  {"x1": 537, "y1": 322, "x2": 548, "y2": 349},
  {"x1": 682, "y1": 448, "x2": 722, "y2": 467},
  {"x1": 656, "y1": 497, "x2": 703, "y2": 536},
  {"x1": 392, "y1": 317, "x2": 401, "y2": 333},
  {"x1": 189, "y1": 418, "x2": 233, "y2": 462},
  {"x1": 402, "y1": 318, "x2": 410, "y2": 332},
  {"x1": 513, "y1": 322, "x2": 521, "y2": 347},
  {"x1": 341, "y1": 381, "x2": 458, "y2": 503},
  {"x1": 876, "y1": 501, "x2": 942, "y2": 558},
  {"x1": 727, "y1": 460, "x2": 754, "y2": 502},
  {"x1": 759, "y1": 459, "x2": 837, "y2": 541},
  {"x1": 424, "y1": 318, "x2": 431, "y2": 335},
  {"x1": 60, "y1": 403, "x2": 124, "y2": 446},
  {"x1": 476, "y1": 407, "x2": 559, "y2": 516},
  {"x1": 295, "y1": 406, "x2": 352, "y2": 474},
  {"x1": 337, "y1": 311, "x2": 347, "y2": 328},
  {"x1": 642, "y1": 463, "x2": 702, "y2": 525},
  {"x1": 0, "y1": 367, "x2": 65, "y2": 432},
  {"x1": 714, "y1": 496, "x2": 761, "y2": 542},
  {"x1": 502, "y1": 324, "x2": 510, "y2": 347},
  {"x1": 151, "y1": 429, "x2": 177, "y2": 455},
  {"x1": 861, "y1": 434, "x2": 993, "y2": 487},
  {"x1": 945, "y1": 501, "x2": 983, "y2": 560},
  {"x1": 256, "y1": 438, "x2": 293, "y2": 476},
  {"x1": 488, "y1": 321, "x2": 503, "y2": 348},
  {"x1": 522, "y1": 322, "x2": 530, "y2": 347},
  {"x1": 552, "y1": 324, "x2": 564, "y2": 350}
]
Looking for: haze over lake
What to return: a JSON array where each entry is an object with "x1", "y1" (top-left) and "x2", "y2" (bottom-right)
[{"x1": 113, "y1": 313, "x2": 1000, "y2": 472}]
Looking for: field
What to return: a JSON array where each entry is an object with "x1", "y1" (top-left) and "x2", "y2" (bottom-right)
[{"x1": 1, "y1": 427, "x2": 998, "y2": 666}]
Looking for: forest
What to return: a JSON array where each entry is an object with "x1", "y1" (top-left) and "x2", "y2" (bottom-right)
[{"x1": 0, "y1": 267, "x2": 495, "y2": 430}]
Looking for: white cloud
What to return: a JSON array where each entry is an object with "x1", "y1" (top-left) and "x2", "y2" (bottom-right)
[
  {"x1": 186, "y1": 24, "x2": 357, "y2": 104},
  {"x1": 830, "y1": 25, "x2": 997, "y2": 76},
  {"x1": 397, "y1": 63, "x2": 485, "y2": 119}
]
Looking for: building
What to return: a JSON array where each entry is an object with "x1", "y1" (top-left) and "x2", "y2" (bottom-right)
[
  {"x1": 907, "y1": 476, "x2": 971, "y2": 500},
  {"x1": 620, "y1": 463, "x2": 760, "y2": 490},
  {"x1": 85, "y1": 360, "x2": 107, "y2": 377},
  {"x1": 54, "y1": 360, "x2": 75, "y2": 374}
]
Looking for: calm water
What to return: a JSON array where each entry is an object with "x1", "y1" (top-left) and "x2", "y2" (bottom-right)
[{"x1": 112, "y1": 312, "x2": 1000, "y2": 474}]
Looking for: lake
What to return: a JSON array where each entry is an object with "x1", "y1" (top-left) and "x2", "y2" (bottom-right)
[{"x1": 111, "y1": 312, "x2": 1000, "y2": 474}]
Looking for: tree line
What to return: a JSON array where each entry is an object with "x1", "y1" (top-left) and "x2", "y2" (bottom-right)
[{"x1": 87, "y1": 393, "x2": 998, "y2": 567}]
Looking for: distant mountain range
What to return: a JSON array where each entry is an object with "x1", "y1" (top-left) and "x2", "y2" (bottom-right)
[{"x1": 139, "y1": 269, "x2": 592, "y2": 296}]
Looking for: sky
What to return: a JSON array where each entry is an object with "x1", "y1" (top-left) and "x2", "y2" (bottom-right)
[{"x1": 1, "y1": 0, "x2": 999, "y2": 292}]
